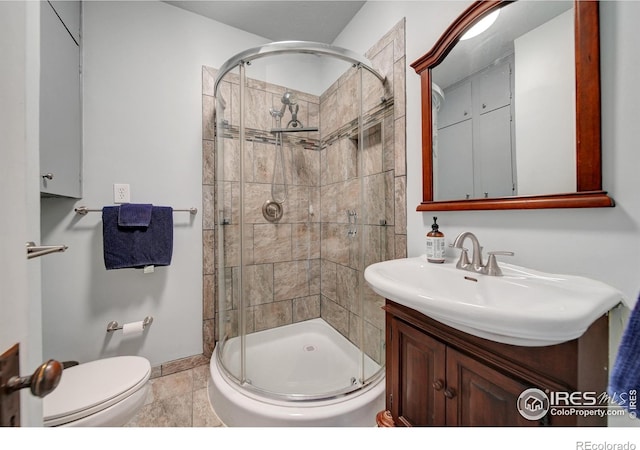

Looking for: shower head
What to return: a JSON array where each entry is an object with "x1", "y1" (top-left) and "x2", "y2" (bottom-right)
[{"x1": 281, "y1": 90, "x2": 297, "y2": 106}]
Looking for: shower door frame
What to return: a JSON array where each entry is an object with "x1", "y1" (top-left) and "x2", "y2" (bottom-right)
[{"x1": 214, "y1": 41, "x2": 386, "y2": 402}]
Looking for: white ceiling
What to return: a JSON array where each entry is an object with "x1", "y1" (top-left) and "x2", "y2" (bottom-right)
[{"x1": 165, "y1": 1, "x2": 366, "y2": 44}]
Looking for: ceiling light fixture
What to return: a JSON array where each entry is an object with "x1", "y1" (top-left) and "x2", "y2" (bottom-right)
[{"x1": 460, "y1": 9, "x2": 501, "y2": 41}]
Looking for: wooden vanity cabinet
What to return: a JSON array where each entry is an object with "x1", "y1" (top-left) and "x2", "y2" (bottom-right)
[{"x1": 382, "y1": 300, "x2": 609, "y2": 427}]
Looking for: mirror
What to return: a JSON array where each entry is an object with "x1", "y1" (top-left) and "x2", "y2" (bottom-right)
[{"x1": 411, "y1": 0, "x2": 614, "y2": 211}]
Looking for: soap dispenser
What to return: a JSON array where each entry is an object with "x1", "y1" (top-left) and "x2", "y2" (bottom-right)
[{"x1": 426, "y1": 217, "x2": 445, "y2": 263}]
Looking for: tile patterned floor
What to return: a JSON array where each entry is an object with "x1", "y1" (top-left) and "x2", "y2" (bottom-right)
[{"x1": 125, "y1": 363, "x2": 224, "y2": 427}]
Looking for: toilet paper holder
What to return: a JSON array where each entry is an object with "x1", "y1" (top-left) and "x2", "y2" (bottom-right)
[{"x1": 106, "y1": 316, "x2": 153, "y2": 333}]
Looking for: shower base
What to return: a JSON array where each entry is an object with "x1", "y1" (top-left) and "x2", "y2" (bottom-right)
[{"x1": 208, "y1": 318, "x2": 385, "y2": 426}]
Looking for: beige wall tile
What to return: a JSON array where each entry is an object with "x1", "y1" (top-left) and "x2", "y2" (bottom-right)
[
  {"x1": 202, "y1": 67, "x2": 216, "y2": 96},
  {"x1": 336, "y1": 264, "x2": 359, "y2": 312},
  {"x1": 394, "y1": 176, "x2": 407, "y2": 234},
  {"x1": 203, "y1": 273, "x2": 215, "y2": 320},
  {"x1": 202, "y1": 95, "x2": 215, "y2": 140},
  {"x1": 394, "y1": 115, "x2": 406, "y2": 176},
  {"x1": 320, "y1": 296, "x2": 349, "y2": 338},
  {"x1": 253, "y1": 224, "x2": 292, "y2": 263},
  {"x1": 293, "y1": 295, "x2": 321, "y2": 322},
  {"x1": 292, "y1": 223, "x2": 320, "y2": 260},
  {"x1": 394, "y1": 57, "x2": 406, "y2": 123},
  {"x1": 203, "y1": 139, "x2": 215, "y2": 185},
  {"x1": 274, "y1": 260, "x2": 310, "y2": 301},
  {"x1": 203, "y1": 230, "x2": 214, "y2": 274},
  {"x1": 245, "y1": 263, "x2": 274, "y2": 306},
  {"x1": 254, "y1": 300, "x2": 292, "y2": 331},
  {"x1": 203, "y1": 184, "x2": 215, "y2": 229},
  {"x1": 320, "y1": 259, "x2": 337, "y2": 301}
]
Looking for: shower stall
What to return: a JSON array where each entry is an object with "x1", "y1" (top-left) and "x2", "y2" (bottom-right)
[{"x1": 208, "y1": 41, "x2": 394, "y2": 426}]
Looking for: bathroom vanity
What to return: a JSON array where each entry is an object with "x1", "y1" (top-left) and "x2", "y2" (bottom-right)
[{"x1": 378, "y1": 300, "x2": 609, "y2": 427}]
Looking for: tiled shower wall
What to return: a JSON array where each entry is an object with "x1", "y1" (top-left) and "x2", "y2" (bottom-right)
[
  {"x1": 214, "y1": 75, "x2": 323, "y2": 340},
  {"x1": 201, "y1": 20, "x2": 406, "y2": 363}
]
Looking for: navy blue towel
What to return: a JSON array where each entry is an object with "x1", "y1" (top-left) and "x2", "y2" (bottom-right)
[
  {"x1": 118, "y1": 203, "x2": 153, "y2": 227},
  {"x1": 102, "y1": 205, "x2": 173, "y2": 270},
  {"x1": 608, "y1": 294, "x2": 640, "y2": 416}
]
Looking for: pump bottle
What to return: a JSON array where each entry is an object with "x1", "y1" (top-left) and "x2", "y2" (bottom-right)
[{"x1": 426, "y1": 217, "x2": 445, "y2": 263}]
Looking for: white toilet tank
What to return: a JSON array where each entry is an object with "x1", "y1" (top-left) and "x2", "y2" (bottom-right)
[{"x1": 43, "y1": 356, "x2": 151, "y2": 427}]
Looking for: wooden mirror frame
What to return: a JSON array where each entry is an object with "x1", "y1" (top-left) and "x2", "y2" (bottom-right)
[{"x1": 411, "y1": 0, "x2": 614, "y2": 211}]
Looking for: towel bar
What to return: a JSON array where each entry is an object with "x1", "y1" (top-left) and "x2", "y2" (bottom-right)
[
  {"x1": 75, "y1": 206, "x2": 197, "y2": 215},
  {"x1": 26, "y1": 241, "x2": 68, "y2": 259}
]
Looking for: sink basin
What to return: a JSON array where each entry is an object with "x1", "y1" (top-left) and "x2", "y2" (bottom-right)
[{"x1": 364, "y1": 256, "x2": 623, "y2": 346}]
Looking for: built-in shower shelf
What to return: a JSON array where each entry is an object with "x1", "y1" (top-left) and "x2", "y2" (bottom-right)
[{"x1": 348, "y1": 121, "x2": 382, "y2": 142}]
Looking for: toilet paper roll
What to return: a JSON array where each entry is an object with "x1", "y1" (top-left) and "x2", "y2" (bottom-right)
[{"x1": 122, "y1": 320, "x2": 145, "y2": 336}]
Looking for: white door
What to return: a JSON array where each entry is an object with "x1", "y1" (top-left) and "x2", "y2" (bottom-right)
[{"x1": 0, "y1": 1, "x2": 44, "y2": 426}]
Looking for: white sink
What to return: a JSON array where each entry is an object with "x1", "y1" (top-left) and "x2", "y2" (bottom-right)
[{"x1": 364, "y1": 256, "x2": 623, "y2": 346}]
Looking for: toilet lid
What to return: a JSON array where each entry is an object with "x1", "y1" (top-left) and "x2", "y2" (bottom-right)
[{"x1": 43, "y1": 356, "x2": 150, "y2": 425}]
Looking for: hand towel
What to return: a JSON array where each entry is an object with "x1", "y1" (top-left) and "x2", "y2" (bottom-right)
[
  {"x1": 118, "y1": 203, "x2": 153, "y2": 227},
  {"x1": 102, "y1": 205, "x2": 173, "y2": 270},
  {"x1": 608, "y1": 294, "x2": 640, "y2": 416}
]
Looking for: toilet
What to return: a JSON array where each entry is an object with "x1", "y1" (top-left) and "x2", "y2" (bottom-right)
[{"x1": 43, "y1": 356, "x2": 151, "y2": 427}]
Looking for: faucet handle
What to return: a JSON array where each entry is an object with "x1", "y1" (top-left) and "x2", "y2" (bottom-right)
[
  {"x1": 456, "y1": 248, "x2": 471, "y2": 269},
  {"x1": 485, "y1": 251, "x2": 514, "y2": 276}
]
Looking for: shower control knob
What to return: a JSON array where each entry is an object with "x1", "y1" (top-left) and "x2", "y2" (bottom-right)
[
  {"x1": 42, "y1": 173, "x2": 54, "y2": 180},
  {"x1": 6, "y1": 359, "x2": 63, "y2": 398},
  {"x1": 262, "y1": 199, "x2": 283, "y2": 222}
]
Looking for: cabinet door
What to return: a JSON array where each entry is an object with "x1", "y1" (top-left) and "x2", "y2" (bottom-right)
[
  {"x1": 436, "y1": 119, "x2": 474, "y2": 200},
  {"x1": 390, "y1": 318, "x2": 446, "y2": 426},
  {"x1": 476, "y1": 60, "x2": 512, "y2": 114},
  {"x1": 445, "y1": 348, "x2": 539, "y2": 426},
  {"x1": 438, "y1": 82, "x2": 472, "y2": 128},
  {"x1": 475, "y1": 105, "x2": 515, "y2": 198},
  {"x1": 40, "y1": 1, "x2": 82, "y2": 198}
]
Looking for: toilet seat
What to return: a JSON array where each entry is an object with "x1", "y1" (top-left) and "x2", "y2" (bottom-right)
[{"x1": 43, "y1": 356, "x2": 150, "y2": 427}]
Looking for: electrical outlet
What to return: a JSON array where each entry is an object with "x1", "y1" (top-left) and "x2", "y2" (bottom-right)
[{"x1": 113, "y1": 183, "x2": 130, "y2": 203}]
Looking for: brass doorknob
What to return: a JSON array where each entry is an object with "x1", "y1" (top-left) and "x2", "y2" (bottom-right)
[{"x1": 6, "y1": 359, "x2": 62, "y2": 398}]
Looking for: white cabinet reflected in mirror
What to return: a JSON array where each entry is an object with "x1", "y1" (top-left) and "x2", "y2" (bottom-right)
[
  {"x1": 432, "y1": 1, "x2": 575, "y2": 201},
  {"x1": 412, "y1": 0, "x2": 613, "y2": 211}
]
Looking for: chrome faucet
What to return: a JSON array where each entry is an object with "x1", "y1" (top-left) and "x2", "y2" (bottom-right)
[
  {"x1": 452, "y1": 231, "x2": 484, "y2": 272},
  {"x1": 452, "y1": 232, "x2": 514, "y2": 276}
]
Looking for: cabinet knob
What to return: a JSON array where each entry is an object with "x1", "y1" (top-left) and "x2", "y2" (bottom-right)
[
  {"x1": 444, "y1": 387, "x2": 457, "y2": 399},
  {"x1": 432, "y1": 379, "x2": 444, "y2": 391},
  {"x1": 42, "y1": 173, "x2": 54, "y2": 180}
]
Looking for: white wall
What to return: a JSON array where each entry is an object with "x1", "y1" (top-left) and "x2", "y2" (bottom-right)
[
  {"x1": 337, "y1": 0, "x2": 640, "y2": 426},
  {"x1": 515, "y1": 9, "x2": 575, "y2": 195},
  {"x1": 40, "y1": 1, "x2": 269, "y2": 366}
]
